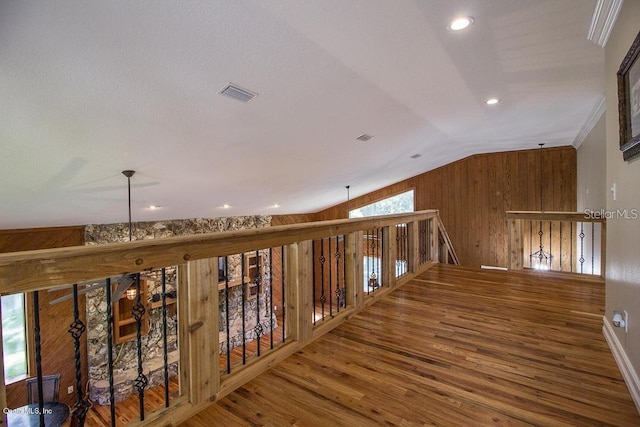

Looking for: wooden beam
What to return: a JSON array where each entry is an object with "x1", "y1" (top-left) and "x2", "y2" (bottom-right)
[{"x1": 0, "y1": 211, "x2": 438, "y2": 295}]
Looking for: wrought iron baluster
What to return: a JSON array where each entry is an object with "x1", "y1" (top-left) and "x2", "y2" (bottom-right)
[
  {"x1": 105, "y1": 279, "x2": 116, "y2": 426},
  {"x1": 255, "y1": 250, "x2": 262, "y2": 357},
  {"x1": 269, "y1": 247, "x2": 274, "y2": 350},
  {"x1": 335, "y1": 236, "x2": 341, "y2": 313},
  {"x1": 161, "y1": 268, "x2": 170, "y2": 407},
  {"x1": 32, "y1": 291, "x2": 45, "y2": 425},
  {"x1": 280, "y1": 246, "x2": 287, "y2": 344},
  {"x1": 281, "y1": 246, "x2": 286, "y2": 344},
  {"x1": 241, "y1": 253, "x2": 246, "y2": 365},
  {"x1": 132, "y1": 273, "x2": 147, "y2": 421},
  {"x1": 529, "y1": 220, "x2": 533, "y2": 268},
  {"x1": 319, "y1": 241, "x2": 326, "y2": 320},
  {"x1": 69, "y1": 284, "x2": 89, "y2": 425},
  {"x1": 549, "y1": 221, "x2": 552, "y2": 270},
  {"x1": 376, "y1": 228, "x2": 384, "y2": 285},
  {"x1": 579, "y1": 223, "x2": 585, "y2": 274},
  {"x1": 591, "y1": 222, "x2": 595, "y2": 274},
  {"x1": 312, "y1": 243, "x2": 317, "y2": 324},
  {"x1": 224, "y1": 257, "x2": 231, "y2": 374},
  {"x1": 329, "y1": 238, "x2": 333, "y2": 317}
]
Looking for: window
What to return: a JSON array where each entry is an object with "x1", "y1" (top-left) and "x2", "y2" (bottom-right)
[
  {"x1": 349, "y1": 190, "x2": 414, "y2": 218},
  {"x1": 1, "y1": 293, "x2": 28, "y2": 384}
]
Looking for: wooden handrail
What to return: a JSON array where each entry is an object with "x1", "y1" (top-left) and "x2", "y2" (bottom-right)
[
  {"x1": 0, "y1": 210, "x2": 438, "y2": 295},
  {"x1": 506, "y1": 210, "x2": 606, "y2": 277},
  {"x1": 505, "y1": 211, "x2": 605, "y2": 223}
]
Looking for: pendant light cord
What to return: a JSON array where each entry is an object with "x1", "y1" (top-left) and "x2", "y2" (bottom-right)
[{"x1": 122, "y1": 170, "x2": 135, "y2": 242}]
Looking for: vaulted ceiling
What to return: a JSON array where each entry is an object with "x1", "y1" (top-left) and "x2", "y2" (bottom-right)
[{"x1": 0, "y1": 0, "x2": 604, "y2": 229}]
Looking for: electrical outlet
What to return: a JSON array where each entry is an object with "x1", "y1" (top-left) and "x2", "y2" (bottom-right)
[
  {"x1": 624, "y1": 310, "x2": 629, "y2": 333},
  {"x1": 68, "y1": 385, "x2": 73, "y2": 394}
]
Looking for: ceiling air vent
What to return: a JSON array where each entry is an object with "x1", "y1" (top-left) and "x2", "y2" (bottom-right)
[
  {"x1": 219, "y1": 83, "x2": 258, "y2": 103},
  {"x1": 356, "y1": 134, "x2": 373, "y2": 142}
]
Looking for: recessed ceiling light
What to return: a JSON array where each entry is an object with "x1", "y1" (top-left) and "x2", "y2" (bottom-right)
[
  {"x1": 222, "y1": 204, "x2": 231, "y2": 209},
  {"x1": 271, "y1": 203, "x2": 280, "y2": 208},
  {"x1": 356, "y1": 134, "x2": 373, "y2": 142},
  {"x1": 448, "y1": 16, "x2": 474, "y2": 31},
  {"x1": 485, "y1": 98, "x2": 500, "y2": 105},
  {"x1": 410, "y1": 154, "x2": 422, "y2": 159},
  {"x1": 148, "y1": 205, "x2": 162, "y2": 210}
]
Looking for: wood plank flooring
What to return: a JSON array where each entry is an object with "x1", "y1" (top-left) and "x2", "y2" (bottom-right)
[{"x1": 182, "y1": 264, "x2": 640, "y2": 427}]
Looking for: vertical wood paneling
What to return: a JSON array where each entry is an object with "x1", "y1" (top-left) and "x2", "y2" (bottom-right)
[{"x1": 315, "y1": 147, "x2": 576, "y2": 268}]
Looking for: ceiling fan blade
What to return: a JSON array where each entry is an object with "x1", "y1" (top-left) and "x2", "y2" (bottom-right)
[
  {"x1": 48, "y1": 283, "x2": 105, "y2": 305},
  {"x1": 112, "y1": 275, "x2": 136, "y2": 301}
]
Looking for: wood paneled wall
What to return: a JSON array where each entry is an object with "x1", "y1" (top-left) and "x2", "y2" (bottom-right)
[
  {"x1": 315, "y1": 147, "x2": 577, "y2": 268},
  {"x1": 0, "y1": 226, "x2": 86, "y2": 408}
]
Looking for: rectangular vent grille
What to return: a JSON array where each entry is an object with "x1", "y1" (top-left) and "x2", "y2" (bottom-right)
[
  {"x1": 356, "y1": 134, "x2": 373, "y2": 142},
  {"x1": 219, "y1": 83, "x2": 258, "y2": 103}
]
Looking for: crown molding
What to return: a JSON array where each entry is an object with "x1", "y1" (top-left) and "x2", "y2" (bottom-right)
[
  {"x1": 573, "y1": 94, "x2": 606, "y2": 149},
  {"x1": 587, "y1": 0, "x2": 624, "y2": 47}
]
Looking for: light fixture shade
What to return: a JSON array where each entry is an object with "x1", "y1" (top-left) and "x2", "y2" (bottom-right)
[{"x1": 126, "y1": 287, "x2": 137, "y2": 301}]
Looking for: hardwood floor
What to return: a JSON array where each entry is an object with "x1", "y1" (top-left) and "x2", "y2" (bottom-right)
[{"x1": 182, "y1": 264, "x2": 640, "y2": 427}]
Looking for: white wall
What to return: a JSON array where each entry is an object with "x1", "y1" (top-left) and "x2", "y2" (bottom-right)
[
  {"x1": 577, "y1": 114, "x2": 607, "y2": 212},
  {"x1": 604, "y1": 0, "x2": 640, "y2": 411}
]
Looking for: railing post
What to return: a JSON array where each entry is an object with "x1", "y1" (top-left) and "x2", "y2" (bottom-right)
[
  {"x1": 508, "y1": 219, "x2": 524, "y2": 270},
  {"x1": 384, "y1": 226, "x2": 396, "y2": 287},
  {"x1": 182, "y1": 258, "x2": 219, "y2": 404},
  {"x1": 409, "y1": 221, "x2": 418, "y2": 273},
  {"x1": 286, "y1": 241, "x2": 313, "y2": 344},
  {"x1": 348, "y1": 231, "x2": 364, "y2": 310},
  {"x1": 430, "y1": 216, "x2": 439, "y2": 263}
]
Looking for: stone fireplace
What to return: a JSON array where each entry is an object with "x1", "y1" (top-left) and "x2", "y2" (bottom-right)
[{"x1": 84, "y1": 216, "x2": 272, "y2": 404}]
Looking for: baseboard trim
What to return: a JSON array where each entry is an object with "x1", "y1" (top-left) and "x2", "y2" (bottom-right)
[{"x1": 603, "y1": 316, "x2": 640, "y2": 414}]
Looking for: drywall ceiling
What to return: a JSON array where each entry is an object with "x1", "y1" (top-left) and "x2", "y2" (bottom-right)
[{"x1": 0, "y1": 0, "x2": 604, "y2": 229}]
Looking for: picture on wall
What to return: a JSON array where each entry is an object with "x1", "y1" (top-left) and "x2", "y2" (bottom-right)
[{"x1": 617, "y1": 30, "x2": 640, "y2": 161}]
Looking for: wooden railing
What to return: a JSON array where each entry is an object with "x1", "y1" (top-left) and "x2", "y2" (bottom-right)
[
  {"x1": 0, "y1": 210, "x2": 451, "y2": 426},
  {"x1": 506, "y1": 211, "x2": 606, "y2": 277}
]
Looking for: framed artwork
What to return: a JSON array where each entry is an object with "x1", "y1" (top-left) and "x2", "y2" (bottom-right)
[{"x1": 617, "y1": 30, "x2": 640, "y2": 161}]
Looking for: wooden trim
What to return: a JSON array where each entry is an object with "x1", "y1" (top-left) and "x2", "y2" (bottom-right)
[
  {"x1": 185, "y1": 258, "x2": 219, "y2": 404},
  {"x1": 505, "y1": 211, "x2": 605, "y2": 223},
  {"x1": 508, "y1": 219, "x2": 524, "y2": 270},
  {"x1": 351, "y1": 231, "x2": 364, "y2": 310},
  {"x1": 0, "y1": 211, "x2": 438, "y2": 295},
  {"x1": 430, "y1": 217, "x2": 438, "y2": 263},
  {"x1": 409, "y1": 221, "x2": 419, "y2": 273},
  {"x1": 384, "y1": 226, "x2": 395, "y2": 288},
  {"x1": 603, "y1": 317, "x2": 640, "y2": 414}
]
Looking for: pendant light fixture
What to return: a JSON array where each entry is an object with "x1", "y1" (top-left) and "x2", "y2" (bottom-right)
[
  {"x1": 345, "y1": 185, "x2": 351, "y2": 218},
  {"x1": 122, "y1": 170, "x2": 137, "y2": 299},
  {"x1": 530, "y1": 144, "x2": 552, "y2": 270}
]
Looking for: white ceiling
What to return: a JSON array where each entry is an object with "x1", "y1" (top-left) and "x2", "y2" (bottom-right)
[{"x1": 0, "y1": 0, "x2": 604, "y2": 230}]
